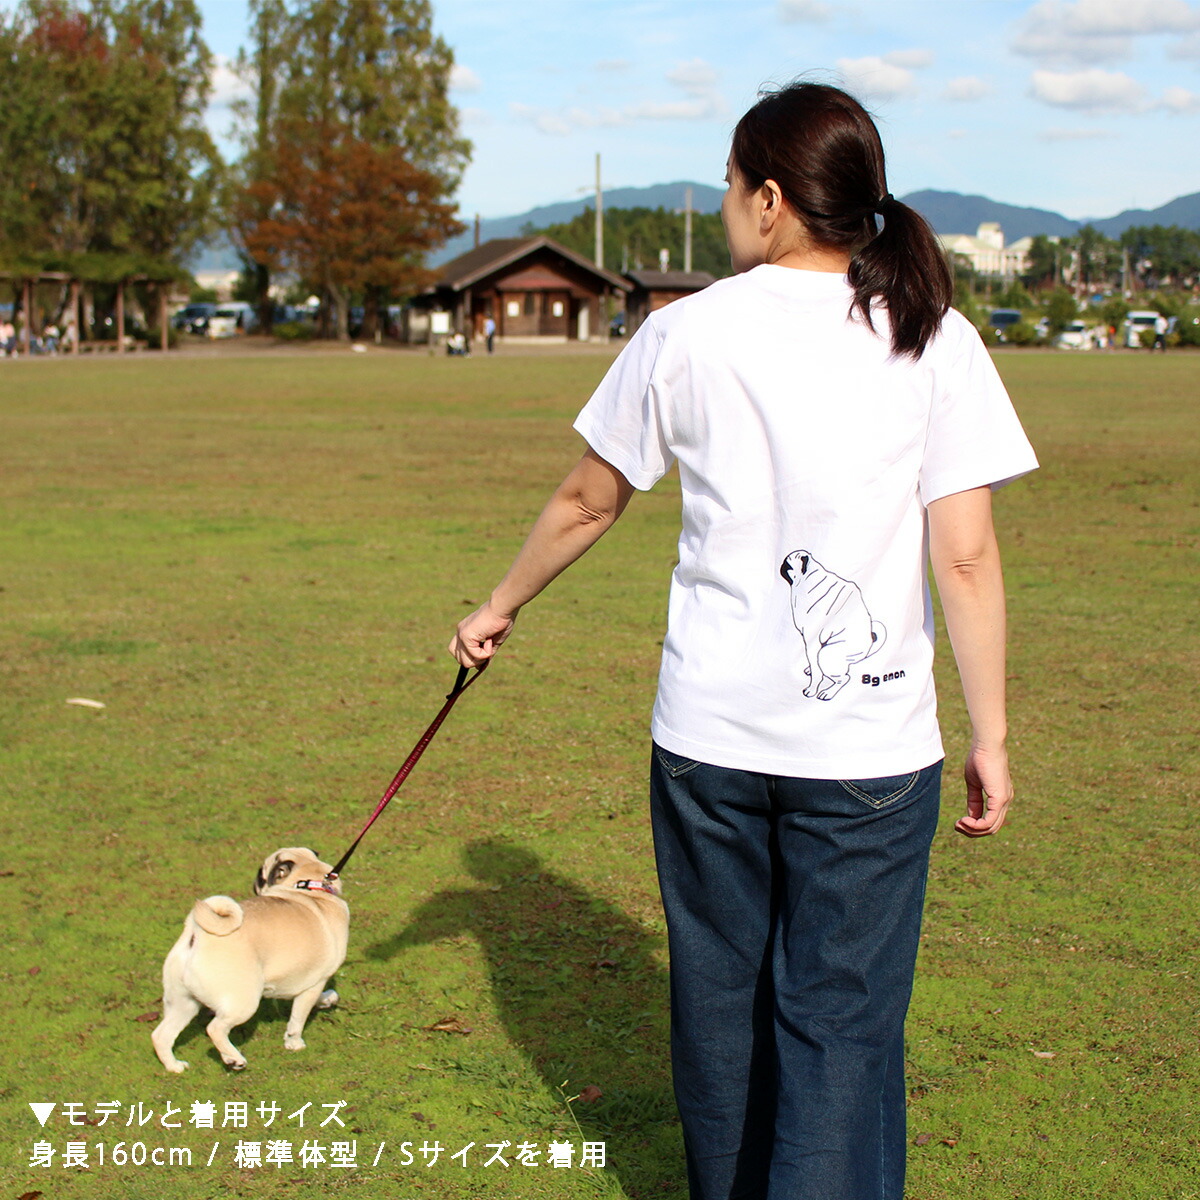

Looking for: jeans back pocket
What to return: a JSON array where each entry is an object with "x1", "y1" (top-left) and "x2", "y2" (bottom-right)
[
  {"x1": 653, "y1": 745, "x2": 702, "y2": 779},
  {"x1": 838, "y1": 770, "x2": 921, "y2": 810}
]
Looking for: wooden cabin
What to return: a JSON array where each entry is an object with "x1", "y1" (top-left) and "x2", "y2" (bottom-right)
[
  {"x1": 413, "y1": 237, "x2": 629, "y2": 345},
  {"x1": 623, "y1": 269, "x2": 716, "y2": 336}
]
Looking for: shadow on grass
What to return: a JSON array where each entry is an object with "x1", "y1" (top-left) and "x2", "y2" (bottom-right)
[{"x1": 366, "y1": 838, "x2": 681, "y2": 1199}]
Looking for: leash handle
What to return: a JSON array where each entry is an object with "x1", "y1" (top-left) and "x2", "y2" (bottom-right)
[{"x1": 328, "y1": 663, "x2": 487, "y2": 879}]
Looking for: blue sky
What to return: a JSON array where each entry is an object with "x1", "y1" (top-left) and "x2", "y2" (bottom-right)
[{"x1": 198, "y1": 0, "x2": 1200, "y2": 221}]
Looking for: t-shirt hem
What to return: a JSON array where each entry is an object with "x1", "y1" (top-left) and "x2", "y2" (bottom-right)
[{"x1": 651, "y1": 719, "x2": 946, "y2": 781}]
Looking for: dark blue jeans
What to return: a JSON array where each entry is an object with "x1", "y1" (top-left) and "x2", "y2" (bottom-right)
[{"x1": 650, "y1": 745, "x2": 942, "y2": 1200}]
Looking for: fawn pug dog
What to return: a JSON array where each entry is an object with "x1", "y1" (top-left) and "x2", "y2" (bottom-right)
[{"x1": 152, "y1": 847, "x2": 348, "y2": 1073}]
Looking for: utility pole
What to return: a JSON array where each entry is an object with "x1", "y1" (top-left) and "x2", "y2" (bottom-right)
[
  {"x1": 684, "y1": 186, "x2": 693, "y2": 274},
  {"x1": 594, "y1": 153, "x2": 603, "y2": 269}
]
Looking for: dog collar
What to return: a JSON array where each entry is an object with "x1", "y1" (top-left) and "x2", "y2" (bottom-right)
[{"x1": 294, "y1": 879, "x2": 339, "y2": 895}]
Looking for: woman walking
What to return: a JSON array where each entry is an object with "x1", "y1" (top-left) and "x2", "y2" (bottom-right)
[{"x1": 450, "y1": 82, "x2": 1037, "y2": 1200}]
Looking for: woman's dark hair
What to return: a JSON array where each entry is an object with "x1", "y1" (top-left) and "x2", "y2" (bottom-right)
[{"x1": 730, "y1": 81, "x2": 953, "y2": 358}]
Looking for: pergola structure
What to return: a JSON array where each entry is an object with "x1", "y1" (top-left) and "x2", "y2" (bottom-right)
[{"x1": 1, "y1": 270, "x2": 174, "y2": 354}]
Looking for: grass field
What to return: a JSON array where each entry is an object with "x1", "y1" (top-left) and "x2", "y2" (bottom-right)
[{"x1": 1, "y1": 346, "x2": 1197, "y2": 1199}]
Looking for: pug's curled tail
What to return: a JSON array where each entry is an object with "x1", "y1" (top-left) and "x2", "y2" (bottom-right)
[{"x1": 192, "y1": 895, "x2": 244, "y2": 936}]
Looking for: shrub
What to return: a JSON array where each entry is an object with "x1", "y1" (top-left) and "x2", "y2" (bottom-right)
[
  {"x1": 1176, "y1": 317, "x2": 1200, "y2": 347},
  {"x1": 273, "y1": 321, "x2": 317, "y2": 342},
  {"x1": 1005, "y1": 321, "x2": 1039, "y2": 346}
]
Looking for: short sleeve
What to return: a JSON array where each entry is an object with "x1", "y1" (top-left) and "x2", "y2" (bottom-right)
[
  {"x1": 573, "y1": 318, "x2": 675, "y2": 491},
  {"x1": 919, "y1": 316, "x2": 1039, "y2": 507}
]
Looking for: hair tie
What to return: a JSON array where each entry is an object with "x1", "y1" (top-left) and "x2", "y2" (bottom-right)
[{"x1": 874, "y1": 193, "x2": 895, "y2": 214}]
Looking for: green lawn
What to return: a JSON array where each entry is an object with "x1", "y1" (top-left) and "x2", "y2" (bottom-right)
[{"x1": 0, "y1": 347, "x2": 1196, "y2": 1199}]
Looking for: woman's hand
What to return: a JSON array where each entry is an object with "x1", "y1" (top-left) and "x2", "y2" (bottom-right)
[
  {"x1": 449, "y1": 600, "x2": 516, "y2": 669},
  {"x1": 955, "y1": 742, "x2": 1013, "y2": 837}
]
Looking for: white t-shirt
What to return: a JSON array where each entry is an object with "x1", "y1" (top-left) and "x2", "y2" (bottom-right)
[{"x1": 574, "y1": 265, "x2": 1038, "y2": 779}]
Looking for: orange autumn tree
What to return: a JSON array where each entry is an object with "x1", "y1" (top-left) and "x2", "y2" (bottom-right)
[
  {"x1": 228, "y1": 0, "x2": 469, "y2": 338},
  {"x1": 241, "y1": 119, "x2": 462, "y2": 338}
]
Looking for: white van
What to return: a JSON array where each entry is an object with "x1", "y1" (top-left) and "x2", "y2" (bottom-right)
[
  {"x1": 1123, "y1": 310, "x2": 1160, "y2": 349},
  {"x1": 206, "y1": 302, "x2": 257, "y2": 339}
]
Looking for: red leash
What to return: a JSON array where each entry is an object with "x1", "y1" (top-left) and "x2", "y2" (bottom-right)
[{"x1": 327, "y1": 663, "x2": 487, "y2": 879}]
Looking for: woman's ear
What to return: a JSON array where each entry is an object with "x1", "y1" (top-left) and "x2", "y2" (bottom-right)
[{"x1": 759, "y1": 178, "x2": 786, "y2": 233}]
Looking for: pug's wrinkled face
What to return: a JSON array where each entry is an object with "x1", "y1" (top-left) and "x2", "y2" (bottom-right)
[{"x1": 253, "y1": 847, "x2": 340, "y2": 895}]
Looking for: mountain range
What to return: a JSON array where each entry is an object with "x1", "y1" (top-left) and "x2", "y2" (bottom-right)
[
  {"x1": 432, "y1": 182, "x2": 1200, "y2": 263},
  {"x1": 189, "y1": 184, "x2": 1200, "y2": 272}
]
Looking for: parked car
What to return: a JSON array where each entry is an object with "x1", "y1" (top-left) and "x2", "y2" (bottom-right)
[
  {"x1": 1055, "y1": 320, "x2": 1092, "y2": 350},
  {"x1": 988, "y1": 309, "x2": 1022, "y2": 343},
  {"x1": 609, "y1": 311, "x2": 626, "y2": 337},
  {"x1": 173, "y1": 302, "x2": 216, "y2": 335},
  {"x1": 1123, "y1": 310, "x2": 1160, "y2": 348},
  {"x1": 205, "y1": 302, "x2": 257, "y2": 338}
]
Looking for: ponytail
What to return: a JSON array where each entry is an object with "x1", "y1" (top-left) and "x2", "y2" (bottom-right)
[
  {"x1": 731, "y1": 82, "x2": 952, "y2": 359},
  {"x1": 848, "y1": 196, "x2": 953, "y2": 359}
]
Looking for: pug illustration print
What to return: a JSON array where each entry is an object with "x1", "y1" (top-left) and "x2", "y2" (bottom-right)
[{"x1": 779, "y1": 550, "x2": 887, "y2": 700}]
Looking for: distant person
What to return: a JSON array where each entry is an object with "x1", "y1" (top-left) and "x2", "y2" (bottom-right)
[
  {"x1": 0, "y1": 319, "x2": 15, "y2": 356},
  {"x1": 1153, "y1": 314, "x2": 1168, "y2": 352},
  {"x1": 450, "y1": 81, "x2": 1037, "y2": 1200},
  {"x1": 42, "y1": 322, "x2": 60, "y2": 355},
  {"x1": 484, "y1": 314, "x2": 496, "y2": 354}
]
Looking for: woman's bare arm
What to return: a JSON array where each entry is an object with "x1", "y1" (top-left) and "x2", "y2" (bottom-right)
[
  {"x1": 449, "y1": 447, "x2": 636, "y2": 668},
  {"x1": 927, "y1": 485, "x2": 1013, "y2": 838}
]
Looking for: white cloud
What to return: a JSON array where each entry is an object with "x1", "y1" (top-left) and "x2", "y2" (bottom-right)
[
  {"x1": 1029, "y1": 67, "x2": 1146, "y2": 111},
  {"x1": 595, "y1": 59, "x2": 631, "y2": 72},
  {"x1": 946, "y1": 128, "x2": 969, "y2": 139},
  {"x1": 1167, "y1": 28, "x2": 1200, "y2": 54},
  {"x1": 837, "y1": 55, "x2": 920, "y2": 100},
  {"x1": 208, "y1": 54, "x2": 251, "y2": 112},
  {"x1": 626, "y1": 97, "x2": 722, "y2": 121},
  {"x1": 509, "y1": 84, "x2": 722, "y2": 136},
  {"x1": 885, "y1": 48, "x2": 935, "y2": 69},
  {"x1": 450, "y1": 64, "x2": 482, "y2": 93},
  {"x1": 667, "y1": 57, "x2": 720, "y2": 94},
  {"x1": 459, "y1": 106, "x2": 490, "y2": 125},
  {"x1": 535, "y1": 113, "x2": 572, "y2": 136},
  {"x1": 448, "y1": 64, "x2": 480, "y2": 92},
  {"x1": 1051, "y1": 0, "x2": 1200, "y2": 35},
  {"x1": 1013, "y1": 0, "x2": 1200, "y2": 64},
  {"x1": 1160, "y1": 84, "x2": 1200, "y2": 109},
  {"x1": 1038, "y1": 125, "x2": 1116, "y2": 139},
  {"x1": 943, "y1": 75, "x2": 993, "y2": 101},
  {"x1": 778, "y1": 0, "x2": 833, "y2": 22}
]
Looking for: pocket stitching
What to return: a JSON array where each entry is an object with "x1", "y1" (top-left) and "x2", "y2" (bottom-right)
[
  {"x1": 837, "y1": 771, "x2": 920, "y2": 810},
  {"x1": 654, "y1": 747, "x2": 701, "y2": 778}
]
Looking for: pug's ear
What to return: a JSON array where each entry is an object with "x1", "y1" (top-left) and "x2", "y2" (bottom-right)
[{"x1": 254, "y1": 867, "x2": 267, "y2": 894}]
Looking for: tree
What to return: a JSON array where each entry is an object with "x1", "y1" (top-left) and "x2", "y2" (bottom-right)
[
  {"x1": 526, "y1": 206, "x2": 733, "y2": 279},
  {"x1": 230, "y1": 0, "x2": 291, "y2": 333},
  {"x1": 229, "y1": 0, "x2": 470, "y2": 338},
  {"x1": 1075, "y1": 224, "x2": 1120, "y2": 292},
  {"x1": 242, "y1": 120, "x2": 462, "y2": 332},
  {"x1": 1120, "y1": 224, "x2": 1200, "y2": 289},
  {"x1": 1043, "y1": 287, "x2": 1077, "y2": 332},
  {"x1": 0, "y1": 0, "x2": 219, "y2": 326},
  {"x1": 1022, "y1": 234, "x2": 1058, "y2": 288}
]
